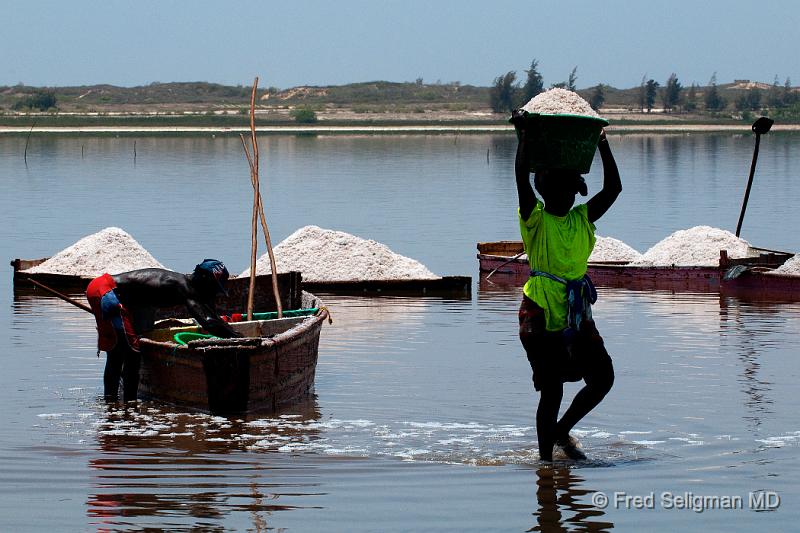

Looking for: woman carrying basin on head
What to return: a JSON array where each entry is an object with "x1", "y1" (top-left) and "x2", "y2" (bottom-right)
[{"x1": 511, "y1": 105, "x2": 621, "y2": 462}]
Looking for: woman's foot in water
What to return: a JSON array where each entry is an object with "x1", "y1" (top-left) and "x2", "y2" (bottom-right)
[{"x1": 554, "y1": 434, "x2": 587, "y2": 461}]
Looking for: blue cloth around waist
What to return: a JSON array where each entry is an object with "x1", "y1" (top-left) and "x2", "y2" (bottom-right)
[{"x1": 530, "y1": 270, "x2": 597, "y2": 332}]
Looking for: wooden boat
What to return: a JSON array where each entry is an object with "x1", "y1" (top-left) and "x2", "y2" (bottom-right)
[
  {"x1": 720, "y1": 269, "x2": 800, "y2": 301},
  {"x1": 477, "y1": 241, "x2": 794, "y2": 292},
  {"x1": 302, "y1": 276, "x2": 471, "y2": 297},
  {"x1": 12, "y1": 264, "x2": 327, "y2": 414},
  {"x1": 138, "y1": 292, "x2": 329, "y2": 415},
  {"x1": 12, "y1": 258, "x2": 471, "y2": 297}
]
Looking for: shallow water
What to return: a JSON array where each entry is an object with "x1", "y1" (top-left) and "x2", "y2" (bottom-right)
[{"x1": 2, "y1": 133, "x2": 800, "y2": 530}]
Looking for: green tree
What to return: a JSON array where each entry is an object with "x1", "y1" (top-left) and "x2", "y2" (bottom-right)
[
  {"x1": 638, "y1": 75, "x2": 647, "y2": 112},
  {"x1": 567, "y1": 66, "x2": 578, "y2": 91},
  {"x1": 662, "y1": 73, "x2": 682, "y2": 113},
  {"x1": 520, "y1": 59, "x2": 544, "y2": 103},
  {"x1": 767, "y1": 75, "x2": 783, "y2": 108},
  {"x1": 704, "y1": 73, "x2": 726, "y2": 112},
  {"x1": 290, "y1": 107, "x2": 318, "y2": 123},
  {"x1": 489, "y1": 71, "x2": 518, "y2": 113},
  {"x1": 735, "y1": 88, "x2": 762, "y2": 112},
  {"x1": 685, "y1": 83, "x2": 699, "y2": 112},
  {"x1": 12, "y1": 91, "x2": 57, "y2": 111},
  {"x1": 645, "y1": 79, "x2": 659, "y2": 112},
  {"x1": 589, "y1": 84, "x2": 605, "y2": 111},
  {"x1": 549, "y1": 67, "x2": 577, "y2": 91},
  {"x1": 783, "y1": 77, "x2": 797, "y2": 106}
]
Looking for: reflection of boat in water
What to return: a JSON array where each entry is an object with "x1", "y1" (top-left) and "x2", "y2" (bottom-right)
[
  {"x1": 93, "y1": 394, "x2": 323, "y2": 452},
  {"x1": 88, "y1": 398, "x2": 323, "y2": 528},
  {"x1": 478, "y1": 240, "x2": 798, "y2": 296}
]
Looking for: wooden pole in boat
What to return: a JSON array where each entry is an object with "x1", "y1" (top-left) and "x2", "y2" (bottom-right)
[
  {"x1": 242, "y1": 78, "x2": 284, "y2": 319},
  {"x1": 484, "y1": 251, "x2": 526, "y2": 280},
  {"x1": 240, "y1": 136, "x2": 284, "y2": 319},
  {"x1": 249, "y1": 80, "x2": 283, "y2": 319},
  {"x1": 26, "y1": 278, "x2": 93, "y2": 314},
  {"x1": 257, "y1": 188, "x2": 283, "y2": 318},
  {"x1": 246, "y1": 77, "x2": 260, "y2": 321}
]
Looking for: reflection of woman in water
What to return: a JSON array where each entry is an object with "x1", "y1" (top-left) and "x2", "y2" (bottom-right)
[{"x1": 533, "y1": 467, "x2": 614, "y2": 531}]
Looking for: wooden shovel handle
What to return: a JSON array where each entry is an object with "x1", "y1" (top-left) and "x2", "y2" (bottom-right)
[{"x1": 26, "y1": 278, "x2": 93, "y2": 314}]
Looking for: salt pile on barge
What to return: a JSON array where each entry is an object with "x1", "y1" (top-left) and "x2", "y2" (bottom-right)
[
  {"x1": 241, "y1": 225, "x2": 439, "y2": 282},
  {"x1": 630, "y1": 226, "x2": 753, "y2": 267},
  {"x1": 589, "y1": 236, "x2": 642, "y2": 262},
  {"x1": 521, "y1": 88, "x2": 601, "y2": 117},
  {"x1": 772, "y1": 254, "x2": 800, "y2": 276},
  {"x1": 26, "y1": 227, "x2": 165, "y2": 276}
]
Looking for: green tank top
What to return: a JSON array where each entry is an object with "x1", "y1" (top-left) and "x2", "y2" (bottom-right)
[{"x1": 519, "y1": 201, "x2": 596, "y2": 331}]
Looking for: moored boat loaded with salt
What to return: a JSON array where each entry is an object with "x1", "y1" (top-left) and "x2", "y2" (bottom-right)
[
  {"x1": 629, "y1": 226, "x2": 755, "y2": 267},
  {"x1": 477, "y1": 225, "x2": 796, "y2": 293},
  {"x1": 241, "y1": 225, "x2": 440, "y2": 282},
  {"x1": 771, "y1": 255, "x2": 800, "y2": 276},
  {"x1": 25, "y1": 227, "x2": 166, "y2": 276}
]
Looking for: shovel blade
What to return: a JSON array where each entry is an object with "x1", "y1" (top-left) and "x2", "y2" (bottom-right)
[{"x1": 752, "y1": 117, "x2": 774, "y2": 135}]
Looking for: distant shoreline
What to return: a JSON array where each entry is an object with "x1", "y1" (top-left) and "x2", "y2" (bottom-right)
[{"x1": 2, "y1": 123, "x2": 799, "y2": 135}]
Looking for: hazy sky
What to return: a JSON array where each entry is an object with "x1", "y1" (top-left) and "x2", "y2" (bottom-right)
[{"x1": 5, "y1": 1, "x2": 799, "y2": 89}]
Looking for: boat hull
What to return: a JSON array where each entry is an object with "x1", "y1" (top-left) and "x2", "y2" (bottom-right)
[
  {"x1": 138, "y1": 311, "x2": 327, "y2": 415},
  {"x1": 477, "y1": 241, "x2": 795, "y2": 294}
]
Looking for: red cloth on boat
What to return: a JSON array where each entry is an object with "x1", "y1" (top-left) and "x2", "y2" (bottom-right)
[
  {"x1": 86, "y1": 273, "x2": 140, "y2": 353},
  {"x1": 220, "y1": 313, "x2": 245, "y2": 323}
]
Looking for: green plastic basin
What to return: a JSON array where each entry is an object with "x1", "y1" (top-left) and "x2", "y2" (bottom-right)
[
  {"x1": 514, "y1": 112, "x2": 609, "y2": 174},
  {"x1": 174, "y1": 332, "x2": 218, "y2": 345}
]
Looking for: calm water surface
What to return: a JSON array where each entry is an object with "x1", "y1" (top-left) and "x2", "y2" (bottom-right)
[{"x1": 2, "y1": 133, "x2": 800, "y2": 531}]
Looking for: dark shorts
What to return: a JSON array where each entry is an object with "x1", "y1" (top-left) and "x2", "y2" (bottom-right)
[{"x1": 518, "y1": 295, "x2": 612, "y2": 391}]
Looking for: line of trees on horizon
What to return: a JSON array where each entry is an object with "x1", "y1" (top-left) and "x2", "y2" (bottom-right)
[{"x1": 490, "y1": 60, "x2": 799, "y2": 117}]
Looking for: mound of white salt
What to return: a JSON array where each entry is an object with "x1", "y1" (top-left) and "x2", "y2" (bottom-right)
[
  {"x1": 521, "y1": 88, "x2": 601, "y2": 118},
  {"x1": 240, "y1": 225, "x2": 439, "y2": 282},
  {"x1": 589, "y1": 236, "x2": 642, "y2": 263},
  {"x1": 27, "y1": 227, "x2": 165, "y2": 276},
  {"x1": 771, "y1": 254, "x2": 800, "y2": 276},
  {"x1": 630, "y1": 226, "x2": 753, "y2": 267}
]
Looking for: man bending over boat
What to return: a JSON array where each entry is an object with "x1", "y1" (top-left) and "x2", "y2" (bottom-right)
[
  {"x1": 512, "y1": 112, "x2": 621, "y2": 461},
  {"x1": 86, "y1": 259, "x2": 242, "y2": 402}
]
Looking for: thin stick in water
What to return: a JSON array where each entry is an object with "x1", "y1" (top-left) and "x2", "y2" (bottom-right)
[{"x1": 24, "y1": 121, "x2": 36, "y2": 166}]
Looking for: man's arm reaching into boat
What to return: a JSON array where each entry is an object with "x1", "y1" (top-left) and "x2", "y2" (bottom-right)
[{"x1": 184, "y1": 297, "x2": 242, "y2": 338}]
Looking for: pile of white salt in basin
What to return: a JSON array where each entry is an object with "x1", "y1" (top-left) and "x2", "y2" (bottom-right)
[
  {"x1": 771, "y1": 254, "x2": 800, "y2": 276},
  {"x1": 26, "y1": 227, "x2": 166, "y2": 277},
  {"x1": 521, "y1": 87, "x2": 601, "y2": 118},
  {"x1": 240, "y1": 225, "x2": 439, "y2": 282},
  {"x1": 630, "y1": 226, "x2": 754, "y2": 267}
]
